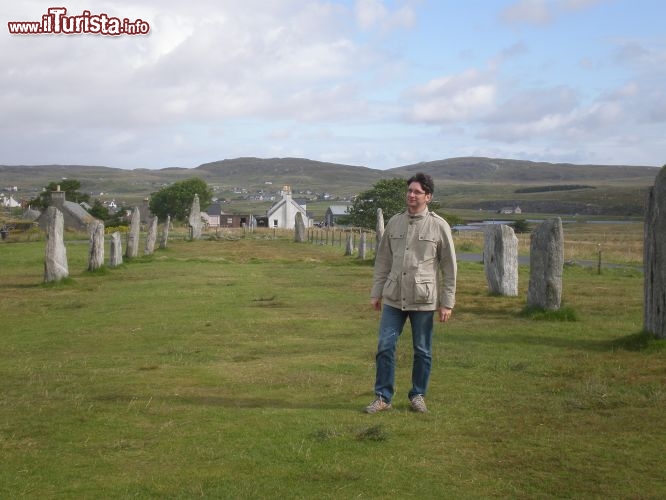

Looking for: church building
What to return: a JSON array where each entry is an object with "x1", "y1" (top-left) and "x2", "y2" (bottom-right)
[{"x1": 266, "y1": 185, "x2": 310, "y2": 229}]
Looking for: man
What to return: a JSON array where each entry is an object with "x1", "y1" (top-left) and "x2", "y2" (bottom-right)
[{"x1": 365, "y1": 173, "x2": 457, "y2": 413}]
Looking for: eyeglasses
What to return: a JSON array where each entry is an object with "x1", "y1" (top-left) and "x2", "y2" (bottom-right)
[{"x1": 407, "y1": 189, "x2": 427, "y2": 196}]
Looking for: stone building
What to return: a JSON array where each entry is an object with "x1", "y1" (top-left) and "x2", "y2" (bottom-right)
[
  {"x1": 206, "y1": 203, "x2": 254, "y2": 228},
  {"x1": 37, "y1": 186, "x2": 98, "y2": 232}
]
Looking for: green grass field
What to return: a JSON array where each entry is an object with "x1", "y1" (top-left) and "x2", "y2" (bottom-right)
[{"x1": 1, "y1": 230, "x2": 664, "y2": 498}]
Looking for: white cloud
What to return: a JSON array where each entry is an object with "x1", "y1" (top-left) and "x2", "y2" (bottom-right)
[
  {"x1": 407, "y1": 70, "x2": 497, "y2": 123},
  {"x1": 500, "y1": 0, "x2": 552, "y2": 25},
  {"x1": 354, "y1": 0, "x2": 417, "y2": 31},
  {"x1": 0, "y1": 1, "x2": 663, "y2": 169},
  {"x1": 561, "y1": 0, "x2": 605, "y2": 12},
  {"x1": 500, "y1": 0, "x2": 607, "y2": 26},
  {"x1": 0, "y1": 2, "x2": 369, "y2": 143}
]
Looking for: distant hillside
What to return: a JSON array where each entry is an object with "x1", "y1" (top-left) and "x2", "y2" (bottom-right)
[
  {"x1": 387, "y1": 157, "x2": 659, "y2": 216},
  {"x1": 194, "y1": 157, "x2": 390, "y2": 196},
  {"x1": 0, "y1": 164, "x2": 195, "y2": 199},
  {"x1": 390, "y1": 157, "x2": 658, "y2": 185},
  {"x1": 1, "y1": 157, "x2": 660, "y2": 216}
]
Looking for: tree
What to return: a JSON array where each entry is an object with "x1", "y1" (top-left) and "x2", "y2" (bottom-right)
[
  {"x1": 511, "y1": 219, "x2": 531, "y2": 234},
  {"x1": 342, "y1": 178, "x2": 407, "y2": 229},
  {"x1": 149, "y1": 177, "x2": 213, "y2": 221},
  {"x1": 105, "y1": 205, "x2": 131, "y2": 229},
  {"x1": 88, "y1": 199, "x2": 110, "y2": 221},
  {"x1": 29, "y1": 179, "x2": 90, "y2": 211},
  {"x1": 342, "y1": 177, "x2": 454, "y2": 229}
]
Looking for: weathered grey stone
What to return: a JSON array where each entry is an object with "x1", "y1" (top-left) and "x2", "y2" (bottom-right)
[
  {"x1": 294, "y1": 212, "x2": 306, "y2": 242},
  {"x1": 358, "y1": 232, "x2": 367, "y2": 260},
  {"x1": 345, "y1": 234, "x2": 354, "y2": 256},
  {"x1": 88, "y1": 221, "x2": 105, "y2": 271},
  {"x1": 644, "y1": 165, "x2": 666, "y2": 339},
  {"x1": 144, "y1": 216, "x2": 158, "y2": 255},
  {"x1": 376, "y1": 208, "x2": 385, "y2": 250},
  {"x1": 43, "y1": 206, "x2": 69, "y2": 282},
  {"x1": 109, "y1": 232, "x2": 123, "y2": 267},
  {"x1": 484, "y1": 224, "x2": 518, "y2": 296},
  {"x1": 125, "y1": 207, "x2": 140, "y2": 258},
  {"x1": 188, "y1": 194, "x2": 202, "y2": 240},
  {"x1": 159, "y1": 215, "x2": 170, "y2": 249},
  {"x1": 527, "y1": 218, "x2": 564, "y2": 310}
]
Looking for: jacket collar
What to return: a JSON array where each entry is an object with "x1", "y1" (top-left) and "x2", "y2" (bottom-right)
[{"x1": 407, "y1": 208, "x2": 429, "y2": 219}]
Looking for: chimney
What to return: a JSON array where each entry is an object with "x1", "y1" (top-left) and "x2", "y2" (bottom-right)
[{"x1": 51, "y1": 186, "x2": 65, "y2": 208}]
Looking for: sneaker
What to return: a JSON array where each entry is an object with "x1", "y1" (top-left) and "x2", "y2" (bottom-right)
[
  {"x1": 364, "y1": 396, "x2": 392, "y2": 414},
  {"x1": 409, "y1": 395, "x2": 428, "y2": 413}
]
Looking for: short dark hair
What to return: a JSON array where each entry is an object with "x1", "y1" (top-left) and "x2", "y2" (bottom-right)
[{"x1": 407, "y1": 173, "x2": 434, "y2": 195}]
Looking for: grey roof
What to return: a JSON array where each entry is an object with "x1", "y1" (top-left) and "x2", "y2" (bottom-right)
[
  {"x1": 327, "y1": 205, "x2": 349, "y2": 215},
  {"x1": 64, "y1": 200, "x2": 96, "y2": 224},
  {"x1": 207, "y1": 203, "x2": 222, "y2": 215}
]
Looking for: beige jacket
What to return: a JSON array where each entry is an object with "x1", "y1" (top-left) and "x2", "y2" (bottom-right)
[{"x1": 371, "y1": 210, "x2": 457, "y2": 311}]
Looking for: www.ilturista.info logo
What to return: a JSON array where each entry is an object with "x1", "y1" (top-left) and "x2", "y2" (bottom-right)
[{"x1": 8, "y1": 7, "x2": 150, "y2": 35}]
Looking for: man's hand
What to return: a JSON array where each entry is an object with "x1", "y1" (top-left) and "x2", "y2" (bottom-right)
[
  {"x1": 371, "y1": 297, "x2": 381, "y2": 311},
  {"x1": 439, "y1": 307, "x2": 453, "y2": 323}
]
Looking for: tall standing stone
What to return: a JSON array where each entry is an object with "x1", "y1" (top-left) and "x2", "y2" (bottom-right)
[
  {"x1": 644, "y1": 165, "x2": 666, "y2": 339},
  {"x1": 109, "y1": 231, "x2": 123, "y2": 267},
  {"x1": 125, "y1": 207, "x2": 140, "y2": 259},
  {"x1": 43, "y1": 206, "x2": 69, "y2": 282},
  {"x1": 159, "y1": 215, "x2": 171, "y2": 249},
  {"x1": 294, "y1": 212, "x2": 306, "y2": 242},
  {"x1": 144, "y1": 216, "x2": 158, "y2": 255},
  {"x1": 188, "y1": 194, "x2": 202, "y2": 240},
  {"x1": 376, "y1": 208, "x2": 385, "y2": 251},
  {"x1": 527, "y1": 218, "x2": 564, "y2": 310},
  {"x1": 358, "y1": 232, "x2": 367, "y2": 260},
  {"x1": 345, "y1": 234, "x2": 354, "y2": 256},
  {"x1": 484, "y1": 224, "x2": 519, "y2": 296},
  {"x1": 88, "y1": 221, "x2": 105, "y2": 271}
]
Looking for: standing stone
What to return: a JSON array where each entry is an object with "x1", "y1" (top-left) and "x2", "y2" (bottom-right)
[
  {"x1": 125, "y1": 207, "x2": 140, "y2": 258},
  {"x1": 159, "y1": 215, "x2": 171, "y2": 249},
  {"x1": 188, "y1": 194, "x2": 202, "y2": 240},
  {"x1": 484, "y1": 224, "x2": 518, "y2": 296},
  {"x1": 358, "y1": 232, "x2": 367, "y2": 260},
  {"x1": 88, "y1": 221, "x2": 105, "y2": 271},
  {"x1": 376, "y1": 208, "x2": 385, "y2": 251},
  {"x1": 294, "y1": 212, "x2": 306, "y2": 242},
  {"x1": 109, "y1": 231, "x2": 123, "y2": 267},
  {"x1": 345, "y1": 234, "x2": 354, "y2": 256},
  {"x1": 43, "y1": 207, "x2": 69, "y2": 282},
  {"x1": 527, "y1": 218, "x2": 564, "y2": 310},
  {"x1": 144, "y1": 216, "x2": 158, "y2": 255},
  {"x1": 644, "y1": 165, "x2": 666, "y2": 339}
]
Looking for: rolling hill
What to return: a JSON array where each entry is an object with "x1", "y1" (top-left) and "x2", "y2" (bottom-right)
[{"x1": 1, "y1": 157, "x2": 661, "y2": 216}]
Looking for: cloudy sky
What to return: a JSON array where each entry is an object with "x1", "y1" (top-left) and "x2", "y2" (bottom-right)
[{"x1": 2, "y1": 0, "x2": 664, "y2": 170}]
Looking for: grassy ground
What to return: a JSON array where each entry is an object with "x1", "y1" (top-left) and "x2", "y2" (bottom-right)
[{"x1": 0, "y1": 230, "x2": 664, "y2": 498}]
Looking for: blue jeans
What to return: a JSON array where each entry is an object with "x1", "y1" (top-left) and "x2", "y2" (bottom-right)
[{"x1": 373, "y1": 305, "x2": 434, "y2": 403}]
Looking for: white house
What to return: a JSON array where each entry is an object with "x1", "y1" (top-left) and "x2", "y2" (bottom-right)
[
  {"x1": 266, "y1": 185, "x2": 309, "y2": 229},
  {"x1": 2, "y1": 195, "x2": 21, "y2": 208},
  {"x1": 499, "y1": 206, "x2": 522, "y2": 215}
]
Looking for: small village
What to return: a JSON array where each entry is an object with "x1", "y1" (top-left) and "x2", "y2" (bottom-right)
[{"x1": 1, "y1": 182, "x2": 352, "y2": 239}]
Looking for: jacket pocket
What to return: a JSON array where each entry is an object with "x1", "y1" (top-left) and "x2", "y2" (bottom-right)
[
  {"x1": 382, "y1": 271, "x2": 400, "y2": 301},
  {"x1": 414, "y1": 275, "x2": 436, "y2": 304},
  {"x1": 416, "y1": 235, "x2": 438, "y2": 261}
]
